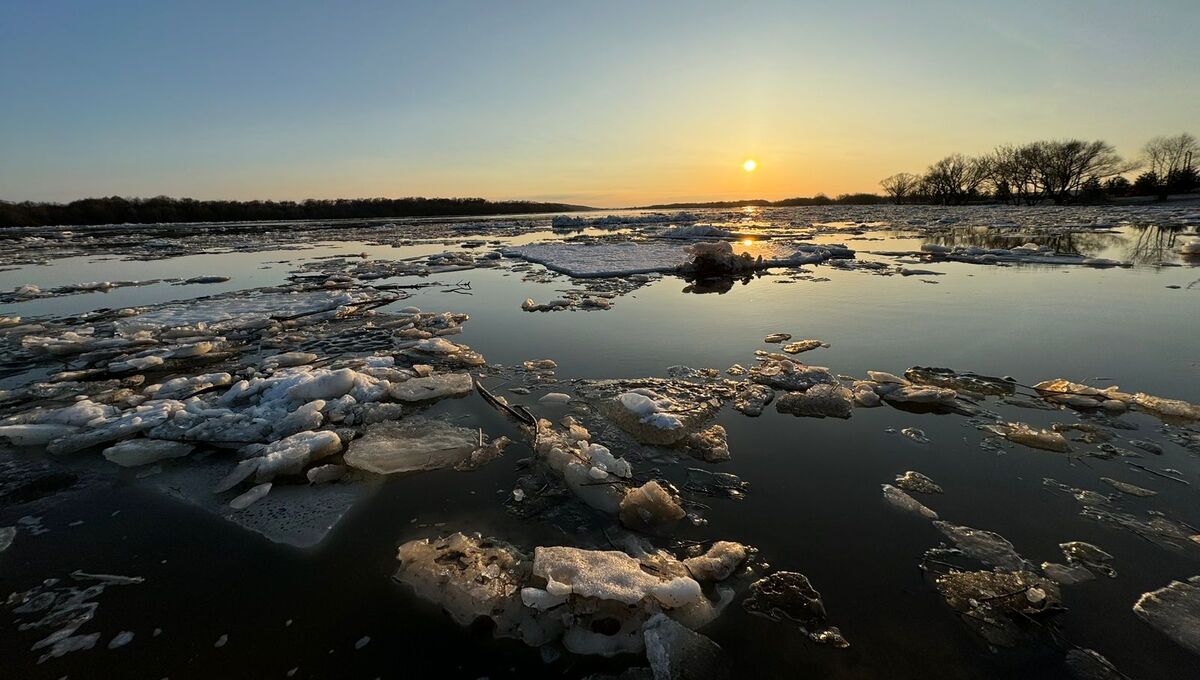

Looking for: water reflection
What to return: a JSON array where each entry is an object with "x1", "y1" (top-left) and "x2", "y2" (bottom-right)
[
  {"x1": 918, "y1": 225, "x2": 1198, "y2": 265},
  {"x1": 680, "y1": 274, "x2": 756, "y2": 294},
  {"x1": 1126, "y1": 225, "x2": 1194, "y2": 265}
]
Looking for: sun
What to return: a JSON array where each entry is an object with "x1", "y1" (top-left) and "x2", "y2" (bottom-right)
[{"x1": 742, "y1": 159, "x2": 757, "y2": 172}]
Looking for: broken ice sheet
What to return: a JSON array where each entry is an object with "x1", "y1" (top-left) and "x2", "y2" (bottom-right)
[
  {"x1": 1099, "y1": 476, "x2": 1156, "y2": 497},
  {"x1": 899, "y1": 427, "x2": 930, "y2": 444},
  {"x1": 6, "y1": 570, "x2": 144, "y2": 664},
  {"x1": 881, "y1": 484, "x2": 938, "y2": 519},
  {"x1": 1133, "y1": 576, "x2": 1200, "y2": 656},
  {"x1": 1059, "y1": 541, "x2": 1117, "y2": 578},
  {"x1": 894, "y1": 471, "x2": 942, "y2": 494},
  {"x1": 1065, "y1": 648, "x2": 1124, "y2": 680},
  {"x1": 781, "y1": 339, "x2": 823, "y2": 354},
  {"x1": 578, "y1": 377, "x2": 728, "y2": 445},
  {"x1": 0, "y1": 525, "x2": 15, "y2": 552},
  {"x1": 1040, "y1": 561, "x2": 1096, "y2": 586},
  {"x1": 932, "y1": 521, "x2": 1029, "y2": 571},
  {"x1": 394, "y1": 532, "x2": 741, "y2": 659},
  {"x1": 386, "y1": 373, "x2": 473, "y2": 403},
  {"x1": 933, "y1": 569, "x2": 1062, "y2": 648},
  {"x1": 145, "y1": 457, "x2": 369, "y2": 549},
  {"x1": 643, "y1": 613, "x2": 732, "y2": 680},
  {"x1": 1079, "y1": 505, "x2": 1200, "y2": 553},
  {"x1": 102, "y1": 439, "x2": 194, "y2": 467},
  {"x1": 904, "y1": 366, "x2": 1016, "y2": 397},
  {"x1": 732, "y1": 383, "x2": 773, "y2": 417},
  {"x1": 775, "y1": 384, "x2": 853, "y2": 419},
  {"x1": 344, "y1": 417, "x2": 481, "y2": 474},
  {"x1": 618, "y1": 480, "x2": 687, "y2": 531},
  {"x1": 503, "y1": 240, "x2": 696, "y2": 278},
  {"x1": 684, "y1": 468, "x2": 749, "y2": 500},
  {"x1": 981, "y1": 422, "x2": 1070, "y2": 452},
  {"x1": 680, "y1": 424, "x2": 730, "y2": 463},
  {"x1": 743, "y1": 571, "x2": 848, "y2": 648}
]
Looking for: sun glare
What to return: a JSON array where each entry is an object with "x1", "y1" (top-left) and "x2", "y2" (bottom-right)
[{"x1": 742, "y1": 159, "x2": 757, "y2": 172}]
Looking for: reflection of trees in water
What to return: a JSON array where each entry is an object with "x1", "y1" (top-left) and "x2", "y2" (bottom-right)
[
  {"x1": 923, "y1": 227, "x2": 1120, "y2": 256},
  {"x1": 1124, "y1": 226, "x2": 1188, "y2": 264},
  {"x1": 921, "y1": 225, "x2": 1192, "y2": 264}
]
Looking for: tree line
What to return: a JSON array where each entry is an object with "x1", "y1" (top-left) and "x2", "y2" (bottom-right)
[
  {"x1": 640, "y1": 193, "x2": 887, "y2": 210},
  {"x1": 880, "y1": 133, "x2": 1198, "y2": 205},
  {"x1": 0, "y1": 196, "x2": 595, "y2": 228}
]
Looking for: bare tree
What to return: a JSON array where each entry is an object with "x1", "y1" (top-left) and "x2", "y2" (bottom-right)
[
  {"x1": 1142, "y1": 133, "x2": 1197, "y2": 197},
  {"x1": 879, "y1": 172, "x2": 920, "y2": 204},
  {"x1": 922, "y1": 154, "x2": 989, "y2": 204},
  {"x1": 986, "y1": 145, "x2": 1043, "y2": 205},
  {"x1": 1025, "y1": 139, "x2": 1138, "y2": 204},
  {"x1": 1143, "y1": 133, "x2": 1197, "y2": 178}
]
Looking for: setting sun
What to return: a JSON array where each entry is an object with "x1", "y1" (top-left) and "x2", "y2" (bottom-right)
[{"x1": 742, "y1": 159, "x2": 757, "y2": 172}]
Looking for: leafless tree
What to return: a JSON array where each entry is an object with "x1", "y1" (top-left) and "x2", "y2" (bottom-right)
[
  {"x1": 879, "y1": 172, "x2": 920, "y2": 204},
  {"x1": 1143, "y1": 133, "x2": 1197, "y2": 177},
  {"x1": 986, "y1": 144, "x2": 1043, "y2": 205},
  {"x1": 1025, "y1": 139, "x2": 1138, "y2": 204},
  {"x1": 922, "y1": 154, "x2": 989, "y2": 204}
]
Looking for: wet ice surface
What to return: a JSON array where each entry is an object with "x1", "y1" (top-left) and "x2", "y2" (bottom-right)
[{"x1": 1, "y1": 205, "x2": 1199, "y2": 679}]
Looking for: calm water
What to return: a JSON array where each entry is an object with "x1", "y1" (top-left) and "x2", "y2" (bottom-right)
[{"x1": 1, "y1": 206, "x2": 1198, "y2": 679}]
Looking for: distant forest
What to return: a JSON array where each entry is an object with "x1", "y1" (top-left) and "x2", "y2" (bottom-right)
[{"x1": 0, "y1": 196, "x2": 595, "y2": 228}]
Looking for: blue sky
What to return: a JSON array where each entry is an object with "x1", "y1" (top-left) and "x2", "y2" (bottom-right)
[{"x1": 2, "y1": 0, "x2": 1197, "y2": 205}]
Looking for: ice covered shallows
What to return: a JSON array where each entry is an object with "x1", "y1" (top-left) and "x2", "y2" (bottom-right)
[{"x1": 1133, "y1": 576, "x2": 1200, "y2": 655}]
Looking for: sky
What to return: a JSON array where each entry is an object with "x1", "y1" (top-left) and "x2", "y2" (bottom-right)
[{"x1": 2, "y1": 1, "x2": 1198, "y2": 207}]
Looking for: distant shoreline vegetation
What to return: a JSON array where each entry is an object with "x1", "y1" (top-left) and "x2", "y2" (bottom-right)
[
  {"x1": 648, "y1": 134, "x2": 1199, "y2": 210},
  {"x1": 638, "y1": 194, "x2": 887, "y2": 209},
  {"x1": 4, "y1": 133, "x2": 1196, "y2": 227},
  {"x1": 0, "y1": 196, "x2": 596, "y2": 228},
  {"x1": 877, "y1": 134, "x2": 1198, "y2": 206}
]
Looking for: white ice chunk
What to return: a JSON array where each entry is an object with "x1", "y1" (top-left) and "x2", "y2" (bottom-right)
[{"x1": 103, "y1": 439, "x2": 194, "y2": 467}]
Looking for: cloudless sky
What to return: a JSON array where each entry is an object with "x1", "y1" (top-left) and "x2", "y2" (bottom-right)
[{"x1": 2, "y1": 0, "x2": 1197, "y2": 206}]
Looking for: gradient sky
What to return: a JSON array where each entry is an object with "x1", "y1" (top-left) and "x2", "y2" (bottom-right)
[{"x1": 2, "y1": 0, "x2": 1198, "y2": 207}]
